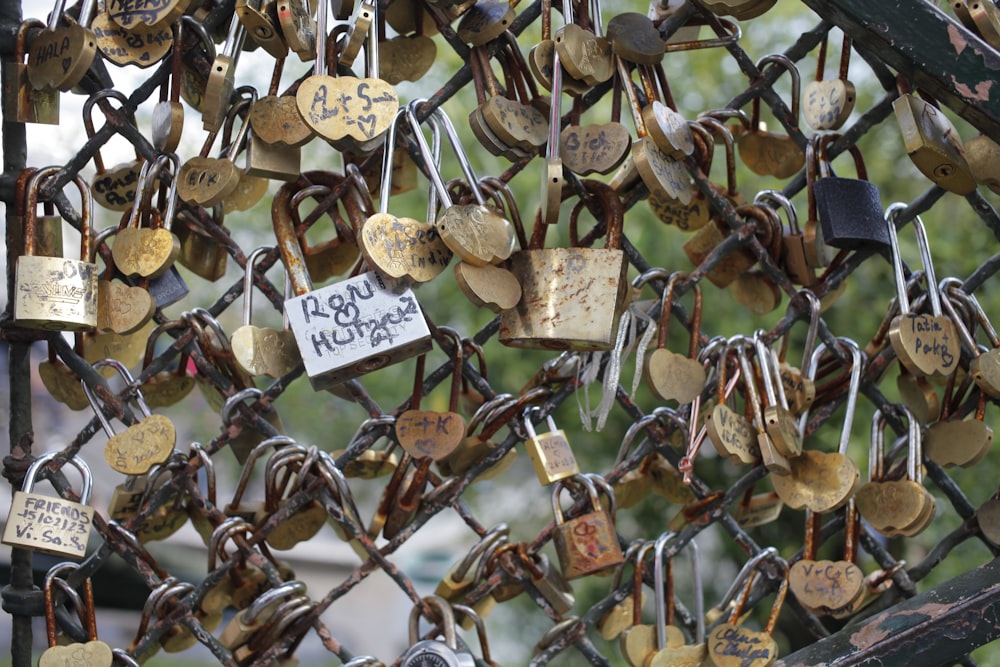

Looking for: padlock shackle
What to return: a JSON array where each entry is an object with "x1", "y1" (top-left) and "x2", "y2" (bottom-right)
[
  {"x1": 408, "y1": 594, "x2": 458, "y2": 648},
  {"x1": 190, "y1": 442, "x2": 217, "y2": 506},
  {"x1": 803, "y1": 338, "x2": 863, "y2": 456},
  {"x1": 273, "y1": 180, "x2": 315, "y2": 296},
  {"x1": 653, "y1": 532, "x2": 704, "y2": 646},
  {"x1": 751, "y1": 53, "x2": 800, "y2": 127},
  {"x1": 25, "y1": 167, "x2": 92, "y2": 262},
  {"x1": 82, "y1": 89, "x2": 142, "y2": 171},
  {"x1": 22, "y1": 451, "x2": 94, "y2": 503},
  {"x1": 567, "y1": 179, "x2": 624, "y2": 250},
  {"x1": 241, "y1": 246, "x2": 272, "y2": 327}
]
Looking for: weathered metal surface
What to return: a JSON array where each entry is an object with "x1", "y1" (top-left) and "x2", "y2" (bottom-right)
[
  {"x1": 800, "y1": 0, "x2": 1000, "y2": 144},
  {"x1": 776, "y1": 557, "x2": 1000, "y2": 667}
]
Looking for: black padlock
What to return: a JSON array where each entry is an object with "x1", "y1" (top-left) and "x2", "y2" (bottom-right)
[{"x1": 812, "y1": 134, "x2": 888, "y2": 250}]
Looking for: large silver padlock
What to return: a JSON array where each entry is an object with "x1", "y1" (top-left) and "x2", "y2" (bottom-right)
[
  {"x1": 401, "y1": 595, "x2": 477, "y2": 667},
  {"x1": 500, "y1": 179, "x2": 628, "y2": 351},
  {"x1": 14, "y1": 167, "x2": 98, "y2": 331},
  {"x1": 2, "y1": 451, "x2": 94, "y2": 559},
  {"x1": 273, "y1": 180, "x2": 432, "y2": 390}
]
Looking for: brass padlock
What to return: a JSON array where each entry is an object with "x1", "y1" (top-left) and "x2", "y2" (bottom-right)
[
  {"x1": 2, "y1": 451, "x2": 94, "y2": 559},
  {"x1": 551, "y1": 474, "x2": 624, "y2": 579},
  {"x1": 4, "y1": 20, "x2": 59, "y2": 124},
  {"x1": 500, "y1": 180, "x2": 629, "y2": 350},
  {"x1": 524, "y1": 409, "x2": 580, "y2": 485},
  {"x1": 14, "y1": 167, "x2": 98, "y2": 331},
  {"x1": 39, "y1": 564, "x2": 113, "y2": 666},
  {"x1": 893, "y1": 77, "x2": 976, "y2": 195}
]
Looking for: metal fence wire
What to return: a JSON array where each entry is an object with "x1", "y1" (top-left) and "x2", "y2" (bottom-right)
[{"x1": 5, "y1": 0, "x2": 1000, "y2": 665}]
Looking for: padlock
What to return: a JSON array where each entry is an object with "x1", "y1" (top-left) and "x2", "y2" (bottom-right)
[
  {"x1": 202, "y1": 11, "x2": 247, "y2": 132},
  {"x1": 2, "y1": 451, "x2": 94, "y2": 559},
  {"x1": 219, "y1": 581, "x2": 310, "y2": 655},
  {"x1": 145, "y1": 21, "x2": 184, "y2": 148},
  {"x1": 133, "y1": 454, "x2": 191, "y2": 543},
  {"x1": 225, "y1": 435, "x2": 297, "y2": 524},
  {"x1": 91, "y1": 227, "x2": 155, "y2": 336},
  {"x1": 813, "y1": 133, "x2": 889, "y2": 251},
  {"x1": 772, "y1": 338, "x2": 862, "y2": 513},
  {"x1": 706, "y1": 548, "x2": 786, "y2": 667},
  {"x1": 113, "y1": 154, "x2": 182, "y2": 281},
  {"x1": 737, "y1": 54, "x2": 806, "y2": 179},
  {"x1": 435, "y1": 525, "x2": 508, "y2": 626},
  {"x1": 82, "y1": 90, "x2": 145, "y2": 212},
  {"x1": 885, "y1": 203, "x2": 960, "y2": 380},
  {"x1": 261, "y1": 445, "x2": 332, "y2": 550},
  {"x1": 683, "y1": 203, "x2": 776, "y2": 289},
  {"x1": 732, "y1": 337, "x2": 790, "y2": 475},
  {"x1": 753, "y1": 331, "x2": 803, "y2": 459},
  {"x1": 39, "y1": 563, "x2": 113, "y2": 667},
  {"x1": 172, "y1": 207, "x2": 230, "y2": 282},
  {"x1": 802, "y1": 30, "x2": 856, "y2": 131},
  {"x1": 231, "y1": 245, "x2": 302, "y2": 378},
  {"x1": 552, "y1": 474, "x2": 624, "y2": 579},
  {"x1": 644, "y1": 272, "x2": 707, "y2": 404},
  {"x1": 82, "y1": 358, "x2": 176, "y2": 475},
  {"x1": 438, "y1": 393, "x2": 519, "y2": 480},
  {"x1": 140, "y1": 319, "x2": 196, "y2": 409},
  {"x1": 596, "y1": 542, "x2": 646, "y2": 641},
  {"x1": 4, "y1": 20, "x2": 59, "y2": 124},
  {"x1": 893, "y1": 76, "x2": 977, "y2": 195},
  {"x1": 295, "y1": 0, "x2": 398, "y2": 153},
  {"x1": 755, "y1": 189, "x2": 813, "y2": 287},
  {"x1": 645, "y1": 533, "x2": 707, "y2": 667},
  {"x1": 221, "y1": 388, "x2": 286, "y2": 465},
  {"x1": 523, "y1": 408, "x2": 580, "y2": 485},
  {"x1": 246, "y1": 58, "x2": 310, "y2": 180},
  {"x1": 401, "y1": 595, "x2": 477, "y2": 667},
  {"x1": 15, "y1": 167, "x2": 62, "y2": 258},
  {"x1": 618, "y1": 540, "x2": 672, "y2": 667},
  {"x1": 39, "y1": 335, "x2": 91, "y2": 410},
  {"x1": 405, "y1": 103, "x2": 516, "y2": 270},
  {"x1": 924, "y1": 291, "x2": 994, "y2": 467},
  {"x1": 359, "y1": 111, "x2": 453, "y2": 284},
  {"x1": 275, "y1": 176, "x2": 433, "y2": 390},
  {"x1": 705, "y1": 343, "x2": 760, "y2": 468},
  {"x1": 501, "y1": 180, "x2": 629, "y2": 350},
  {"x1": 13, "y1": 167, "x2": 98, "y2": 331},
  {"x1": 941, "y1": 279, "x2": 1000, "y2": 398},
  {"x1": 855, "y1": 406, "x2": 936, "y2": 537},
  {"x1": 181, "y1": 442, "x2": 218, "y2": 545},
  {"x1": 790, "y1": 506, "x2": 867, "y2": 617},
  {"x1": 27, "y1": 0, "x2": 98, "y2": 92},
  {"x1": 396, "y1": 330, "x2": 467, "y2": 461}
]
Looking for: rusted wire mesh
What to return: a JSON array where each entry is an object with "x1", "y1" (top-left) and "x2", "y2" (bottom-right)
[{"x1": 5, "y1": 0, "x2": 1000, "y2": 665}]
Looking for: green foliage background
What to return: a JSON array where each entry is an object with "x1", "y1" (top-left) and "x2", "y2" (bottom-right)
[{"x1": 76, "y1": 0, "x2": 1000, "y2": 663}]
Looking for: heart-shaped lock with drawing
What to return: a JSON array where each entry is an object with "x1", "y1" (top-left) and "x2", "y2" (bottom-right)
[{"x1": 395, "y1": 330, "x2": 467, "y2": 461}]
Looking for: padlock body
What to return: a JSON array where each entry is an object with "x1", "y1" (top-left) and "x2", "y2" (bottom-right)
[
  {"x1": 813, "y1": 177, "x2": 888, "y2": 250},
  {"x1": 553, "y1": 509, "x2": 624, "y2": 580},
  {"x1": 4, "y1": 62, "x2": 59, "y2": 124},
  {"x1": 14, "y1": 255, "x2": 98, "y2": 330},
  {"x1": 285, "y1": 271, "x2": 433, "y2": 390},
  {"x1": 525, "y1": 430, "x2": 579, "y2": 485},
  {"x1": 2, "y1": 491, "x2": 93, "y2": 558},
  {"x1": 500, "y1": 248, "x2": 628, "y2": 351}
]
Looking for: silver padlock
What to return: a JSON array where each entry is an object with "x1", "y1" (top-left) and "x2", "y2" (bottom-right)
[
  {"x1": 401, "y1": 595, "x2": 477, "y2": 667},
  {"x1": 274, "y1": 180, "x2": 432, "y2": 390}
]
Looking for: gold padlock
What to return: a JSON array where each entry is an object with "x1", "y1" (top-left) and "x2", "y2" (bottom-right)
[
  {"x1": 893, "y1": 76, "x2": 976, "y2": 195},
  {"x1": 500, "y1": 180, "x2": 628, "y2": 351},
  {"x1": 14, "y1": 167, "x2": 99, "y2": 331},
  {"x1": 2, "y1": 452, "x2": 95, "y2": 559},
  {"x1": 4, "y1": 20, "x2": 59, "y2": 124}
]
